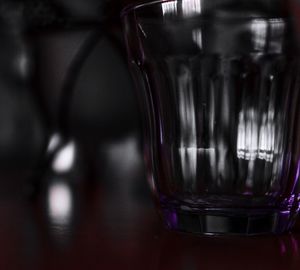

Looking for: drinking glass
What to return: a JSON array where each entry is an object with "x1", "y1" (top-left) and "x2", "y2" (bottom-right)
[{"x1": 122, "y1": 0, "x2": 300, "y2": 235}]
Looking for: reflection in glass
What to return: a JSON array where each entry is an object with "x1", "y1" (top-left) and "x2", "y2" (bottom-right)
[
  {"x1": 52, "y1": 141, "x2": 76, "y2": 173},
  {"x1": 47, "y1": 181, "x2": 73, "y2": 226},
  {"x1": 182, "y1": 0, "x2": 201, "y2": 17},
  {"x1": 43, "y1": 178, "x2": 78, "y2": 249},
  {"x1": 47, "y1": 133, "x2": 63, "y2": 153},
  {"x1": 162, "y1": 1, "x2": 178, "y2": 16},
  {"x1": 192, "y1": 29, "x2": 203, "y2": 49},
  {"x1": 178, "y1": 64, "x2": 197, "y2": 190},
  {"x1": 237, "y1": 108, "x2": 259, "y2": 161},
  {"x1": 269, "y1": 19, "x2": 286, "y2": 52},
  {"x1": 251, "y1": 19, "x2": 268, "y2": 51},
  {"x1": 162, "y1": 0, "x2": 202, "y2": 17}
]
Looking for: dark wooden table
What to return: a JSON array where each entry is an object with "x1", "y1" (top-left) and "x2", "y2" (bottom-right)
[
  {"x1": 0, "y1": 137, "x2": 298, "y2": 270},
  {"x1": 0, "y1": 169, "x2": 299, "y2": 270}
]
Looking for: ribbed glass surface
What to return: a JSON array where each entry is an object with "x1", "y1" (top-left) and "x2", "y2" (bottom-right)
[{"x1": 123, "y1": 0, "x2": 300, "y2": 234}]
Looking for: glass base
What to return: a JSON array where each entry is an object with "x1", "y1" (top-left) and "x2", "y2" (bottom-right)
[{"x1": 161, "y1": 207, "x2": 292, "y2": 235}]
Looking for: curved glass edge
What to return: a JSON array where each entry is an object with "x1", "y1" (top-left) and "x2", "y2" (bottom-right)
[{"x1": 121, "y1": 0, "x2": 290, "y2": 22}]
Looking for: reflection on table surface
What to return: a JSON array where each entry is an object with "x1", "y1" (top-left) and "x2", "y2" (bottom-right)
[
  {"x1": 1, "y1": 193, "x2": 300, "y2": 270},
  {"x1": 0, "y1": 137, "x2": 299, "y2": 270}
]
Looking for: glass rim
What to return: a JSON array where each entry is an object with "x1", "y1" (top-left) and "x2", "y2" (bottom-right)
[
  {"x1": 121, "y1": 0, "x2": 170, "y2": 17},
  {"x1": 121, "y1": 0, "x2": 289, "y2": 22}
]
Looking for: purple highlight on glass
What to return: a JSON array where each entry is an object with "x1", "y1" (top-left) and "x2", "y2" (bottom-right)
[{"x1": 163, "y1": 209, "x2": 178, "y2": 229}]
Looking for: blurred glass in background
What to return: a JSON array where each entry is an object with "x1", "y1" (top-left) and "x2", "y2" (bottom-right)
[{"x1": 0, "y1": 0, "x2": 151, "y2": 253}]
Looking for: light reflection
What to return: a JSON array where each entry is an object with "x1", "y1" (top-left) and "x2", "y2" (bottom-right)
[
  {"x1": 294, "y1": 161, "x2": 300, "y2": 187},
  {"x1": 16, "y1": 52, "x2": 29, "y2": 78},
  {"x1": 258, "y1": 113, "x2": 275, "y2": 162},
  {"x1": 48, "y1": 181, "x2": 73, "y2": 225},
  {"x1": 251, "y1": 19, "x2": 268, "y2": 51},
  {"x1": 106, "y1": 136, "x2": 141, "y2": 176},
  {"x1": 217, "y1": 139, "x2": 229, "y2": 184},
  {"x1": 192, "y1": 29, "x2": 202, "y2": 49},
  {"x1": 138, "y1": 23, "x2": 147, "y2": 38},
  {"x1": 237, "y1": 108, "x2": 259, "y2": 160},
  {"x1": 162, "y1": 0, "x2": 202, "y2": 18},
  {"x1": 237, "y1": 108, "x2": 276, "y2": 162},
  {"x1": 269, "y1": 19, "x2": 285, "y2": 52},
  {"x1": 162, "y1": 1, "x2": 178, "y2": 16},
  {"x1": 178, "y1": 65, "x2": 197, "y2": 188},
  {"x1": 52, "y1": 141, "x2": 76, "y2": 173},
  {"x1": 47, "y1": 133, "x2": 63, "y2": 153},
  {"x1": 99, "y1": 137, "x2": 147, "y2": 233},
  {"x1": 182, "y1": 0, "x2": 201, "y2": 17}
]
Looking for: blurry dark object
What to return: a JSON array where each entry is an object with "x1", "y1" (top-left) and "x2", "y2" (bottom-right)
[
  {"x1": 69, "y1": 35, "x2": 139, "y2": 140},
  {"x1": 25, "y1": 0, "x2": 147, "y2": 202},
  {"x1": 29, "y1": 0, "x2": 140, "y2": 139},
  {"x1": 23, "y1": 0, "x2": 124, "y2": 28},
  {"x1": 0, "y1": 1, "x2": 48, "y2": 175},
  {"x1": 0, "y1": 0, "x2": 145, "y2": 201}
]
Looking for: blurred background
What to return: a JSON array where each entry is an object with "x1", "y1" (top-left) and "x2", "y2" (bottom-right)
[
  {"x1": 0, "y1": 0, "x2": 300, "y2": 269},
  {"x1": 0, "y1": 0, "x2": 146, "y2": 194},
  {"x1": 0, "y1": 0, "x2": 155, "y2": 204},
  {"x1": 0, "y1": 0, "x2": 154, "y2": 268}
]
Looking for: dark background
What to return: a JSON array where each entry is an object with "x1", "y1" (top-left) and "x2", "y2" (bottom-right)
[{"x1": 0, "y1": 0, "x2": 300, "y2": 269}]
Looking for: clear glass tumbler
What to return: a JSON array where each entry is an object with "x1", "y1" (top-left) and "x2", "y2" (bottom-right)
[{"x1": 122, "y1": 0, "x2": 300, "y2": 235}]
